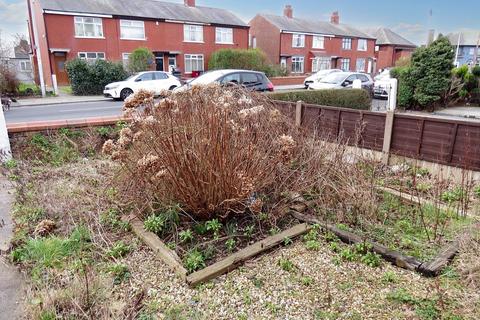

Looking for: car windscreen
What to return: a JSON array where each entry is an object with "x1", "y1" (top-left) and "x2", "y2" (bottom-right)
[
  {"x1": 320, "y1": 73, "x2": 346, "y2": 84},
  {"x1": 125, "y1": 74, "x2": 138, "y2": 81}
]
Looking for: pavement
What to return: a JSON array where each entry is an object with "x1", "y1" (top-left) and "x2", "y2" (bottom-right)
[
  {"x1": 0, "y1": 176, "x2": 24, "y2": 320},
  {"x1": 433, "y1": 106, "x2": 480, "y2": 120},
  {"x1": 15, "y1": 95, "x2": 109, "y2": 107}
]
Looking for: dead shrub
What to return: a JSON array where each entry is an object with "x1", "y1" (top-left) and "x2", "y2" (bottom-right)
[{"x1": 106, "y1": 85, "x2": 377, "y2": 222}]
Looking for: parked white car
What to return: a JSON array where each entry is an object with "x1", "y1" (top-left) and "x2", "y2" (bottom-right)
[
  {"x1": 304, "y1": 69, "x2": 342, "y2": 88},
  {"x1": 309, "y1": 72, "x2": 374, "y2": 92},
  {"x1": 373, "y1": 69, "x2": 393, "y2": 99},
  {"x1": 103, "y1": 71, "x2": 181, "y2": 100}
]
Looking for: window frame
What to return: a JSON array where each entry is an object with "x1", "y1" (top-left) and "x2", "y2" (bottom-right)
[
  {"x1": 341, "y1": 58, "x2": 350, "y2": 71},
  {"x1": 291, "y1": 56, "x2": 305, "y2": 74},
  {"x1": 184, "y1": 54, "x2": 205, "y2": 74},
  {"x1": 78, "y1": 52, "x2": 106, "y2": 62},
  {"x1": 312, "y1": 36, "x2": 325, "y2": 49},
  {"x1": 20, "y1": 60, "x2": 32, "y2": 71},
  {"x1": 342, "y1": 38, "x2": 352, "y2": 50},
  {"x1": 292, "y1": 34, "x2": 305, "y2": 48},
  {"x1": 120, "y1": 20, "x2": 146, "y2": 40},
  {"x1": 74, "y1": 16, "x2": 104, "y2": 38},
  {"x1": 312, "y1": 57, "x2": 331, "y2": 72},
  {"x1": 356, "y1": 58, "x2": 366, "y2": 72},
  {"x1": 215, "y1": 27, "x2": 233, "y2": 44},
  {"x1": 357, "y1": 39, "x2": 368, "y2": 51},
  {"x1": 184, "y1": 24, "x2": 204, "y2": 43}
]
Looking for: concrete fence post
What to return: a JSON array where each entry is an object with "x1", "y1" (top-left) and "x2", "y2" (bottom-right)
[
  {"x1": 0, "y1": 103, "x2": 12, "y2": 162},
  {"x1": 388, "y1": 78, "x2": 398, "y2": 111},
  {"x1": 295, "y1": 101, "x2": 303, "y2": 126},
  {"x1": 382, "y1": 110, "x2": 395, "y2": 165}
]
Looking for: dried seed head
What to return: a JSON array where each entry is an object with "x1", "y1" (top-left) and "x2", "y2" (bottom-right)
[
  {"x1": 137, "y1": 154, "x2": 161, "y2": 172},
  {"x1": 238, "y1": 105, "x2": 265, "y2": 119},
  {"x1": 102, "y1": 139, "x2": 115, "y2": 155},
  {"x1": 124, "y1": 90, "x2": 154, "y2": 109}
]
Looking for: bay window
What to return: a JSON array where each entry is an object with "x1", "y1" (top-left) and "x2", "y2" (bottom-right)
[{"x1": 312, "y1": 57, "x2": 331, "y2": 72}]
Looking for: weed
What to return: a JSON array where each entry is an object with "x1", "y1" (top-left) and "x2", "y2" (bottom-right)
[
  {"x1": 314, "y1": 310, "x2": 339, "y2": 320},
  {"x1": 252, "y1": 277, "x2": 264, "y2": 288},
  {"x1": 283, "y1": 237, "x2": 293, "y2": 246},
  {"x1": 265, "y1": 301, "x2": 279, "y2": 315},
  {"x1": 144, "y1": 215, "x2": 165, "y2": 234},
  {"x1": 269, "y1": 226, "x2": 281, "y2": 235},
  {"x1": 416, "y1": 182, "x2": 432, "y2": 193},
  {"x1": 225, "y1": 238, "x2": 236, "y2": 252},
  {"x1": 184, "y1": 249, "x2": 206, "y2": 273},
  {"x1": 108, "y1": 263, "x2": 130, "y2": 285},
  {"x1": 99, "y1": 208, "x2": 130, "y2": 231},
  {"x1": 206, "y1": 219, "x2": 222, "y2": 237},
  {"x1": 278, "y1": 258, "x2": 295, "y2": 272},
  {"x1": 39, "y1": 311, "x2": 57, "y2": 320},
  {"x1": 107, "y1": 241, "x2": 130, "y2": 258},
  {"x1": 179, "y1": 229, "x2": 194, "y2": 243},
  {"x1": 193, "y1": 222, "x2": 208, "y2": 235},
  {"x1": 305, "y1": 240, "x2": 321, "y2": 251},
  {"x1": 360, "y1": 252, "x2": 381, "y2": 267},
  {"x1": 324, "y1": 231, "x2": 339, "y2": 243},
  {"x1": 3, "y1": 159, "x2": 17, "y2": 169},
  {"x1": 225, "y1": 222, "x2": 238, "y2": 236},
  {"x1": 303, "y1": 229, "x2": 318, "y2": 242},
  {"x1": 441, "y1": 187, "x2": 465, "y2": 204},
  {"x1": 382, "y1": 271, "x2": 399, "y2": 283},
  {"x1": 96, "y1": 126, "x2": 112, "y2": 138},
  {"x1": 329, "y1": 242, "x2": 340, "y2": 253},
  {"x1": 339, "y1": 248, "x2": 357, "y2": 262},
  {"x1": 301, "y1": 276, "x2": 313, "y2": 286},
  {"x1": 13, "y1": 204, "x2": 45, "y2": 225},
  {"x1": 243, "y1": 225, "x2": 255, "y2": 238},
  {"x1": 474, "y1": 185, "x2": 480, "y2": 198},
  {"x1": 353, "y1": 242, "x2": 373, "y2": 255}
]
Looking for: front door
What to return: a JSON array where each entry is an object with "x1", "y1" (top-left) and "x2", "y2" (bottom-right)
[
  {"x1": 53, "y1": 53, "x2": 68, "y2": 85},
  {"x1": 155, "y1": 54, "x2": 164, "y2": 71}
]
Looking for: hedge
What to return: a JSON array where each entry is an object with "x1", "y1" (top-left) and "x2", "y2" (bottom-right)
[
  {"x1": 66, "y1": 59, "x2": 128, "y2": 95},
  {"x1": 268, "y1": 89, "x2": 372, "y2": 110}
]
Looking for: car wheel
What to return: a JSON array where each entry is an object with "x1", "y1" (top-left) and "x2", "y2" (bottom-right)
[
  {"x1": 169, "y1": 85, "x2": 177, "y2": 91},
  {"x1": 120, "y1": 88, "x2": 133, "y2": 101}
]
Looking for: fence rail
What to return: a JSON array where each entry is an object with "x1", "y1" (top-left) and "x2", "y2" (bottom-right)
[{"x1": 274, "y1": 100, "x2": 480, "y2": 171}]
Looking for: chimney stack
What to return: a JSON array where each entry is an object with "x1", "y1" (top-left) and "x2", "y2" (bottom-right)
[
  {"x1": 331, "y1": 11, "x2": 340, "y2": 24},
  {"x1": 184, "y1": 0, "x2": 195, "y2": 7},
  {"x1": 283, "y1": 5, "x2": 293, "y2": 19}
]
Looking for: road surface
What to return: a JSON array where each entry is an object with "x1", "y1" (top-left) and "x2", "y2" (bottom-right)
[{"x1": 5, "y1": 100, "x2": 124, "y2": 123}]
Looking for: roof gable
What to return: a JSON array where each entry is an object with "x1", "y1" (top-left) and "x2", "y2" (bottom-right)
[
  {"x1": 365, "y1": 28, "x2": 416, "y2": 47},
  {"x1": 39, "y1": 0, "x2": 248, "y2": 27},
  {"x1": 259, "y1": 14, "x2": 374, "y2": 39},
  {"x1": 446, "y1": 31, "x2": 480, "y2": 47}
]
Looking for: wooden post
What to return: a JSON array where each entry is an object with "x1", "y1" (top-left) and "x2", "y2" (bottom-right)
[
  {"x1": 382, "y1": 111, "x2": 395, "y2": 165},
  {"x1": 295, "y1": 101, "x2": 303, "y2": 126}
]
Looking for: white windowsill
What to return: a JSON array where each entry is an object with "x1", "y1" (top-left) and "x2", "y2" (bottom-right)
[
  {"x1": 120, "y1": 37, "x2": 147, "y2": 41},
  {"x1": 184, "y1": 40, "x2": 204, "y2": 43},
  {"x1": 292, "y1": 46, "x2": 305, "y2": 48},
  {"x1": 312, "y1": 47, "x2": 325, "y2": 50},
  {"x1": 75, "y1": 36, "x2": 105, "y2": 39},
  {"x1": 216, "y1": 42, "x2": 234, "y2": 45}
]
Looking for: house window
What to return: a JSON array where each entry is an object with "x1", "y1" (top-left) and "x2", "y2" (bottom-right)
[
  {"x1": 312, "y1": 57, "x2": 331, "y2": 72},
  {"x1": 184, "y1": 25, "x2": 204, "y2": 42},
  {"x1": 292, "y1": 34, "x2": 305, "y2": 48},
  {"x1": 357, "y1": 39, "x2": 367, "y2": 51},
  {"x1": 122, "y1": 53, "x2": 131, "y2": 67},
  {"x1": 356, "y1": 58, "x2": 366, "y2": 72},
  {"x1": 78, "y1": 52, "x2": 105, "y2": 62},
  {"x1": 375, "y1": 45, "x2": 380, "y2": 52},
  {"x1": 74, "y1": 16, "x2": 103, "y2": 38},
  {"x1": 216, "y1": 27, "x2": 233, "y2": 44},
  {"x1": 184, "y1": 54, "x2": 204, "y2": 73},
  {"x1": 280, "y1": 57, "x2": 287, "y2": 70},
  {"x1": 20, "y1": 61, "x2": 32, "y2": 71},
  {"x1": 342, "y1": 38, "x2": 352, "y2": 50},
  {"x1": 340, "y1": 58, "x2": 350, "y2": 71},
  {"x1": 312, "y1": 36, "x2": 325, "y2": 49},
  {"x1": 120, "y1": 20, "x2": 145, "y2": 40},
  {"x1": 291, "y1": 56, "x2": 304, "y2": 73}
]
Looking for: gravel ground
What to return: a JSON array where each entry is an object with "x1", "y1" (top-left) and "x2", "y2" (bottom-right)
[{"x1": 117, "y1": 238, "x2": 479, "y2": 320}]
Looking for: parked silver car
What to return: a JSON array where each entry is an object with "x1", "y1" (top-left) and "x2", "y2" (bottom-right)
[
  {"x1": 309, "y1": 72, "x2": 374, "y2": 93},
  {"x1": 303, "y1": 69, "x2": 342, "y2": 88}
]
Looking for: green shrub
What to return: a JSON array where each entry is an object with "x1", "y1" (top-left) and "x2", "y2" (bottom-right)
[
  {"x1": 184, "y1": 249, "x2": 205, "y2": 273},
  {"x1": 18, "y1": 83, "x2": 41, "y2": 96},
  {"x1": 66, "y1": 58, "x2": 128, "y2": 95},
  {"x1": 128, "y1": 47, "x2": 155, "y2": 73},
  {"x1": 144, "y1": 215, "x2": 165, "y2": 234},
  {"x1": 268, "y1": 89, "x2": 371, "y2": 110},
  {"x1": 391, "y1": 66, "x2": 414, "y2": 109},
  {"x1": 208, "y1": 48, "x2": 286, "y2": 77}
]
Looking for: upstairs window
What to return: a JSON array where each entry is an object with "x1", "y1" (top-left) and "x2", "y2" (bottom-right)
[
  {"x1": 216, "y1": 27, "x2": 233, "y2": 44},
  {"x1": 312, "y1": 36, "x2": 325, "y2": 49},
  {"x1": 74, "y1": 17, "x2": 103, "y2": 38},
  {"x1": 342, "y1": 38, "x2": 352, "y2": 50},
  {"x1": 20, "y1": 61, "x2": 32, "y2": 71},
  {"x1": 184, "y1": 25, "x2": 204, "y2": 42},
  {"x1": 357, "y1": 39, "x2": 367, "y2": 51},
  {"x1": 120, "y1": 20, "x2": 145, "y2": 40},
  {"x1": 292, "y1": 34, "x2": 305, "y2": 48}
]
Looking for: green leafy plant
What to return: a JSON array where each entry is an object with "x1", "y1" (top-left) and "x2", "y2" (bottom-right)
[
  {"x1": 225, "y1": 238, "x2": 236, "y2": 252},
  {"x1": 305, "y1": 240, "x2": 321, "y2": 251},
  {"x1": 360, "y1": 251, "x2": 381, "y2": 267},
  {"x1": 144, "y1": 215, "x2": 165, "y2": 234},
  {"x1": 278, "y1": 258, "x2": 295, "y2": 272},
  {"x1": 269, "y1": 89, "x2": 371, "y2": 110},
  {"x1": 3, "y1": 159, "x2": 17, "y2": 169},
  {"x1": 108, "y1": 263, "x2": 131, "y2": 285},
  {"x1": 243, "y1": 225, "x2": 255, "y2": 238},
  {"x1": 128, "y1": 47, "x2": 155, "y2": 73},
  {"x1": 184, "y1": 249, "x2": 206, "y2": 273},
  {"x1": 107, "y1": 241, "x2": 130, "y2": 258},
  {"x1": 206, "y1": 219, "x2": 222, "y2": 237},
  {"x1": 339, "y1": 248, "x2": 357, "y2": 262},
  {"x1": 283, "y1": 237, "x2": 293, "y2": 246},
  {"x1": 441, "y1": 187, "x2": 465, "y2": 204},
  {"x1": 301, "y1": 276, "x2": 313, "y2": 286},
  {"x1": 474, "y1": 185, "x2": 480, "y2": 198},
  {"x1": 179, "y1": 229, "x2": 194, "y2": 243},
  {"x1": 382, "y1": 271, "x2": 398, "y2": 283}
]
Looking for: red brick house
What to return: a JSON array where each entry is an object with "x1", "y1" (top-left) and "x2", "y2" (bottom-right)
[
  {"x1": 249, "y1": 6, "x2": 376, "y2": 75},
  {"x1": 366, "y1": 28, "x2": 416, "y2": 71},
  {"x1": 27, "y1": 0, "x2": 249, "y2": 87}
]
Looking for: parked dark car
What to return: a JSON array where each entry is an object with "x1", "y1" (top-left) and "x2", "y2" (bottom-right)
[{"x1": 176, "y1": 69, "x2": 275, "y2": 92}]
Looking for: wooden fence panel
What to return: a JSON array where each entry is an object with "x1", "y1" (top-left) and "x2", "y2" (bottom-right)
[
  {"x1": 451, "y1": 123, "x2": 480, "y2": 170},
  {"x1": 361, "y1": 113, "x2": 386, "y2": 151},
  {"x1": 390, "y1": 115, "x2": 423, "y2": 157}
]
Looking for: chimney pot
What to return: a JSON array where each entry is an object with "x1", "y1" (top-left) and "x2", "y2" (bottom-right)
[
  {"x1": 185, "y1": 0, "x2": 195, "y2": 7},
  {"x1": 283, "y1": 5, "x2": 293, "y2": 19},
  {"x1": 331, "y1": 11, "x2": 340, "y2": 24}
]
